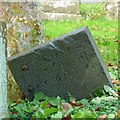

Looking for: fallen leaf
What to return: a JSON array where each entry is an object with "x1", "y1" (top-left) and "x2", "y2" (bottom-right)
[
  {"x1": 117, "y1": 110, "x2": 120, "y2": 118},
  {"x1": 62, "y1": 102, "x2": 72, "y2": 114},
  {"x1": 107, "y1": 63, "x2": 113, "y2": 67},
  {"x1": 117, "y1": 92, "x2": 120, "y2": 97},
  {"x1": 46, "y1": 103, "x2": 51, "y2": 108},
  {"x1": 12, "y1": 112, "x2": 18, "y2": 114},
  {"x1": 62, "y1": 115, "x2": 71, "y2": 120},
  {"x1": 114, "y1": 40, "x2": 119, "y2": 43},
  {"x1": 97, "y1": 115, "x2": 107, "y2": 120},
  {"x1": 112, "y1": 80, "x2": 120, "y2": 84},
  {"x1": 80, "y1": 104, "x2": 85, "y2": 108},
  {"x1": 71, "y1": 100, "x2": 78, "y2": 107}
]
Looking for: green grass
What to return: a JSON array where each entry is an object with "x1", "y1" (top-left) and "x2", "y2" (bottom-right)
[
  {"x1": 80, "y1": 3, "x2": 106, "y2": 19},
  {"x1": 44, "y1": 18, "x2": 118, "y2": 67}
]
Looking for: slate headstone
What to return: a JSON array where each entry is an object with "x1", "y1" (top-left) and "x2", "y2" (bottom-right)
[{"x1": 8, "y1": 26, "x2": 113, "y2": 100}]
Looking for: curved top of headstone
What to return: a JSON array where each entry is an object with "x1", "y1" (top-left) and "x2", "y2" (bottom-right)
[{"x1": 8, "y1": 26, "x2": 113, "y2": 100}]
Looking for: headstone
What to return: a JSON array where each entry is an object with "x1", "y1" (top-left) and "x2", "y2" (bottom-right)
[
  {"x1": 40, "y1": 0, "x2": 81, "y2": 20},
  {"x1": 81, "y1": 0, "x2": 104, "y2": 3},
  {"x1": 8, "y1": 26, "x2": 113, "y2": 100},
  {"x1": 1, "y1": 2, "x2": 45, "y2": 57},
  {"x1": 0, "y1": 22, "x2": 7, "y2": 119},
  {"x1": 1, "y1": 2, "x2": 45, "y2": 102},
  {"x1": 105, "y1": 0, "x2": 119, "y2": 19}
]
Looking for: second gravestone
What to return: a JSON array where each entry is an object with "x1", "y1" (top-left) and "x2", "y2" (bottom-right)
[{"x1": 8, "y1": 26, "x2": 113, "y2": 100}]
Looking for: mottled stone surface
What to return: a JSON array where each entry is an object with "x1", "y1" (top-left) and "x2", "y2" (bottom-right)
[
  {"x1": 1, "y1": 2, "x2": 45, "y2": 102},
  {"x1": 1, "y1": 2, "x2": 45, "y2": 56},
  {"x1": 41, "y1": 0, "x2": 80, "y2": 14},
  {"x1": 8, "y1": 26, "x2": 113, "y2": 100},
  {"x1": 40, "y1": 0, "x2": 81, "y2": 20},
  {"x1": 0, "y1": 22, "x2": 7, "y2": 118},
  {"x1": 105, "y1": 0, "x2": 119, "y2": 19}
]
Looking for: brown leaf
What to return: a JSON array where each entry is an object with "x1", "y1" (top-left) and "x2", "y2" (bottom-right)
[
  {"x1": 97, "y1": 115, "x2": 107, "y2": 120},
  {"x1": 71, "y1": 100, "x2": 78, "y2": 107},
  {"x1": 46, "y1": 103, "x2": 51, "y2": 108},
  {"x1": 117, "y1": 92, "x2": 120, "y2": 97},
  {"x1": 12, "y1": 112, "x2": 18, "y2": 114},
  {"x1": 107, "y1": 63, "x2": 113, "y2": 67},
  {"x1": 117, "y1": 110, "x2": 120, "y2": 118},
  {"x1": 80, "y1": 104, "x2": 85, "y2": 108},
  {"x1": 62, "y1": 115, "x2": 72, "y2": 120},
  {"x1": 62, "y1": 102, "x2": 72, "y2": 114},
  {"x1": 112, "y1": 80, "x2": 120, "y2": 84},
  {"x1": 114, "y1": 40, "x2": 119, "y2": 43}
]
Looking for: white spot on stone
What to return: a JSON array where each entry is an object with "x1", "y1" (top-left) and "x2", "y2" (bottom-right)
[{"x1": 106, "y1": 5, "x2": 113, "y2": 10}]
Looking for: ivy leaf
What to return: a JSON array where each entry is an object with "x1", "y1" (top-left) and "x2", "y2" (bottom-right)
[
  {"x1": 34, "y1": 92, "x2": 47, "y2": 101},
  {"x1": 104, "y1": 85, "x2": 112, "y2": 93},
  {"x1": 14, "y1": 104, "x2": 27, "y2": 118},
  {"x1": 80, "y1": 99, "x2": 89, "y2": 106},
  {"x1": 68, "y1": 93, "x2": 75, "y2": 102},
  {"x1": 42, "y1": 107, "x2": 57, "y2": 118},
  {"x1": 72, "y1": 111, "x2": 85, "y2": 118},
  {"x1": 84, "y1": 110, "x2": 97, "y2": 118},
  {"x1": 104, "y1": 85, "x2": 118, "y2": 97},
  {"x1": 41, "y1": 100, "x2": 48, "y2": 109},
  {"x1": 51, "y1": 111, "x2": 63, "y2": 118},
  {"x1": 32, "y1": 107, "x2": 44, "y2": 118},
  {"x1": 109, "y1": 71, "x2": 117, "y2": 80},
  {"x1": 107, "y1": 114, "x2": 115, "y2": 118},
  {"x1": 91, "y1": 97, "x2": 101, "y2": 104},
  {"x1": 48, "y1": 97, "x2": 58, "y2": 106}
]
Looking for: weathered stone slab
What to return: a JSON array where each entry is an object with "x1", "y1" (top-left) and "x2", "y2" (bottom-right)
[
  {"x1": 0, "y1": 22, "x2": 7, "y2": 118},
  {"x1": 41, "y1": 13, "x2": 81, "y2": 20},
  {"x1": 105, "y1": 0, "x2": 119, "y2": 19},
  {"x1": 40, "y1": 0, "x2": 80, "y2": 14},
  {"x1": 8, "y1": 26, "x2": 113, "y2": 100},
  {"x1": 40, "y1": 0, "x2": 81, "y2": 20},
  {"x1": 1, "y1": 2, "x2": 45, "y2": 102}
]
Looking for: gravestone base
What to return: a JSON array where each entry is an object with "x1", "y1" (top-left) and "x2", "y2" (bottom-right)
[
  {"x1": 41, "y1": 12, "x2": 81, "y2": 20},
  {"x1": 40, "y1": 0, "x2": 81, "y2": 20}
]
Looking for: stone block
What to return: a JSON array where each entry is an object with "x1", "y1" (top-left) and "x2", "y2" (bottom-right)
[
  {"x1": 41, "y1": 12, "x2": 81, "y2": 20},
  {"x1": 105, "y1": 0, "x2": 119, "y2": 19},
  {"x1": 40, "y1": 0, "x2": 80, "y2": 14},
  {"x1": 40, "y1": 0, "x2": 81, "y2": 20},
  {"x1": 1, "y1": 2, "x2": 45, "y2": 102},
  {"x1": 8, "y1": 26, "x2": 113, "y2": 100},
  {"x1": 0, "y1": 22, "x2": 7, "y2": 119}
]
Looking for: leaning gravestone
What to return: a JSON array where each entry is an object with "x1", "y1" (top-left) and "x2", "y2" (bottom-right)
[{"x1": 8, "y1": 26, "x2": 113, "y2": 100}]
